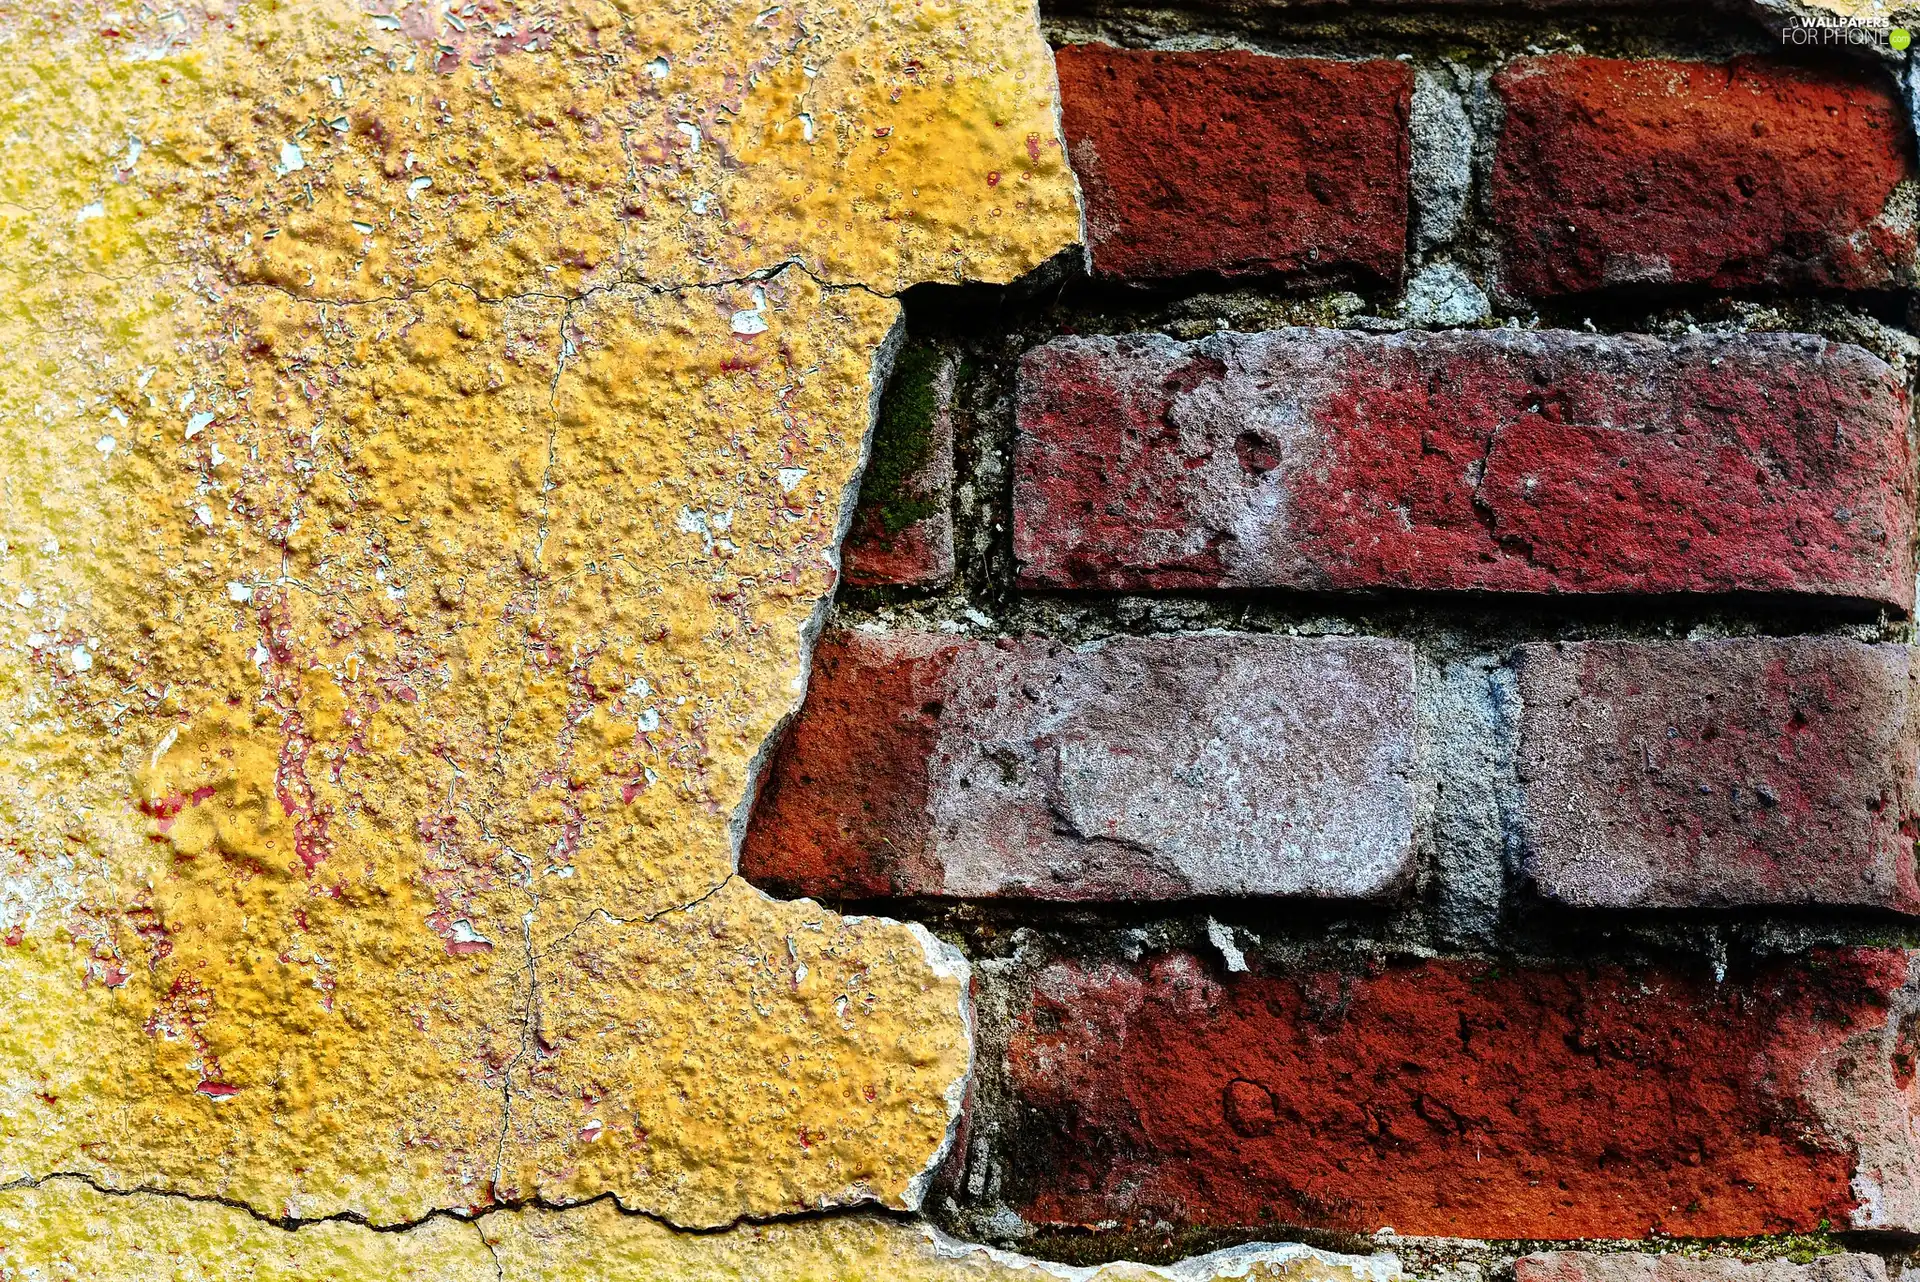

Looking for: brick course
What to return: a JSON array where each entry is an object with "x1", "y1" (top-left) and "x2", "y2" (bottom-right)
[
  {"x1": 740, "y1": 630, "x2": 1416, "y2": 902},
  {"x1": 1515, "y1": 640, "x2": 1920, "y2": 914},
  {"x1": 998, "y1": 949, "x2": 1920, "y2": 1239},
  {"x1": 1493, "y1": 56, "x2": 1918, "y2": 297},
  {"x1": 1014, "y1": 329, "x2": 1914, "y2": 608},
  {"x1": 1055, "y1": 47, "x2": 1412, "y2": 284}
]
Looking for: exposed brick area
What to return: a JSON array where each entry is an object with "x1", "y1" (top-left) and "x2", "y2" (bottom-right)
[
  {"x1": 842, "y1": 343, "x2": 956, "y2": 589},
  {"x1": 1493, "y1": 56, "x2": 1918, "y2": 297},
  {"x1": 1055, "y1": 47, "x2": 1412, "y2": 284},
  {"x1": 758, "y1": 14, "x2": 1920, "y2": 1261},
  {"x1": 999, "y1": 949, "x2": 1920, "y2": 1239},
  {"x1": 1517, "y1": 1256, "x2": 1890, "y2": 1282},
  {"x1": 1014, "y1": 329, "x2": 1913, "y2": 608},
  {"x1": 741, "y1": 630, "x2": 1416, "y2": 901},
  {"x1": 1516, "y1": 640, "x2": 1920, "y2": 913}
]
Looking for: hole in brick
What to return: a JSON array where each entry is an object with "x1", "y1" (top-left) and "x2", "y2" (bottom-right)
[
  {"x1": 1223, "y1": 1078, "x2": 1281, "y2": 1137},
  {"x1": 1235, "y1": 431, "x2": 1282, "y2": 475}
]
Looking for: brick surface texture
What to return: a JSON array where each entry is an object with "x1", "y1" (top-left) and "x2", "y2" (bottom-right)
[
  {"x1": 1516, "y1": 640, "x2": 1920, "y2": 913},
  {"x1": 1014, "y1": 329, "x2": 1914, "y2": 606},
  {"x1": 999, "y1": 950, "x2": 1920, "y2": 1239},
  {"x1": 1517, "y1": 1256, "x2": 1889, "y2": 1282},
  {"x1": 742, "y1": 631, "x2": 1415, "y2": 901},
  {"x1": 1055, "y1": 46, "x2": 1412, "y2": 284},
  {"x1": 1494, "y1": 56, "x2": 1918, "y2": 296}
]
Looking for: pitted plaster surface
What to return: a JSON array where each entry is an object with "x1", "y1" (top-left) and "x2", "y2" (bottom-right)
[
  {"x1": 0, "y1": 1178, "x2": 1413, "y2": 1282},
  {"x1": 0, "y1": 0, "x2": 1077, "y2": 1241}
]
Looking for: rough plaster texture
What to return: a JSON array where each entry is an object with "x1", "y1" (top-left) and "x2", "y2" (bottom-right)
[
  {"x1": 0, "y1": 0, "x2": 1077, "y2": 1254},
  {"x1": 0, "y1": 1177, "x2": 1413, "y2": 1281}
]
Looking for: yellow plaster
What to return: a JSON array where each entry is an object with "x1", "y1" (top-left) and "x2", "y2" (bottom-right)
[
  {"x1": 0, "y1": 0, "x2": 1076, "y2": 1239},
  {"x1": 0, "y1": 1179, "x2": 1413, "y2": 1282}
]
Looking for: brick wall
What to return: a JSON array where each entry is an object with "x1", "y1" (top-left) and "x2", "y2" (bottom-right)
[{"x1": 759, "y1": 4, "x2": 1920, "y2": 1270}]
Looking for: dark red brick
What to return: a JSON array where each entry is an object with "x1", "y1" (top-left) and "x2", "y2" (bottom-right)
[
  {"x1": 1013, "y1": 329, "x2": 1914, "y2": 609},
  {"x1": 842, "y1": 343, "x2": 955, "y2": 589},
  {"x1": 740, "y1": 630, "x2": 1415, "y2": 902},
  {"x1": 1055, "y1": 47, "x2": 1411, "y2": 284},
  {"x1": 1515, "y1": 639, "x2": 1920, "y2": 914},
  {"x1": 999, "y1": 949, "x2": 1920, "y2": 1239},
  {"x1": 1493, "y1": 56, "x2": 1917, "y2": 297}
]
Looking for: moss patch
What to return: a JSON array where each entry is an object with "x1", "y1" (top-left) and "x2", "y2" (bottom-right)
[{"x1": 864, "y1": 341, "x2": 946, "y2": 535}]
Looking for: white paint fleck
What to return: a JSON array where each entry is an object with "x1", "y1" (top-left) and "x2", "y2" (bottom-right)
[
  {"x1": 194, "y1": 505, "x2": 215, "y2": 528},
  {"x1": 276, "y1": 141, "x2": 306, "y2": 175},
  {"x1": 646, "y1": 56, "x2": 670, "y2": 79},
  {"x1": 636, "y1": 708, "x2": 661, "y2": 732},
  {"x1": 185, "y1": 411, "x2": 214, "y2": 439},
  {"x1": 676, "y1": 121, "x2": 701, "y2": 154},
  {"x1": 778, "y1": 467, "x2": 808, "y2": 492},
  {"x1": 730, "y1": 310, "x2": 768, "y2": 335},
  {"x1": 226, "y1": 581, "x2": 254, "y2": 603},
  {"x1": 449, "y1": 918, "x2": 491, "y2": 947},
  {"x1": 75, "y1": 200, "x2": 104, "y2": 222},
  {"x1": 1207, "y1": 918, "x2": 1248, "y2": 973},
  {"x1": 407, "y1": 176, "x2": 433, "y2": 202},
  {"x1": 69, "y1": 646, "x2": 92, "y2": 673},
  {"x1": 150, "y1": 726, "x2": 178, "y2": 771},
  {"x1": 95, "y1": 435, "x2": 115, "y2": 457}
]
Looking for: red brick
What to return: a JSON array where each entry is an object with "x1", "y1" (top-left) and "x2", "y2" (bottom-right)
[
  {"x1": 1493, "y1": 56, "x2": 1917, "y2": 297},
  {"x1": 1517, "y1": 640, "x2": 1920, "y2": 914},
  {"x1": 1055, "y1": 47, "x2": 1411, "y2": 284},
  {"x1": 1512, "y1": 637, "x2": 1920, "y2": 909},
  {"x1": 842, "y1": 343, "x2": 955, "y2": 589},
  {"x1": 1013, "y1": 329, "x2": 1913, "y2": 609},
  {"x1": 740, "y1": 630, "x2": 1415, "y2": 902},
  {"x1": 999, "y1": 949, "x2": 1920, "y2": 1239},
  {"x1": 1517, "y1": 1255, "x2": 1889, "y2": 1282}
]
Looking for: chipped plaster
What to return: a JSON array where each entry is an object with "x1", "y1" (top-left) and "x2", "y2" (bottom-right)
[{"x1": 0, "y1": 0, "x2": 1076, "y2": 1254}]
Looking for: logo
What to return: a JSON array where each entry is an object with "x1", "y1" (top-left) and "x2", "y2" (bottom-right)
[{"x1": 1894, "y1": 27, "x2": 1913, "y2": 50}]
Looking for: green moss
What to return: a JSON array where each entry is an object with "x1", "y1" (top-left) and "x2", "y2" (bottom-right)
[{"x1": 863, "y1": 341, "x2": 945, "y2": 536}]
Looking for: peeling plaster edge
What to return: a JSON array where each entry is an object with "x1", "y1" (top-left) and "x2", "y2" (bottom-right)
[
  {"x1": 900, "y1": 922, "x2": 975, "y2": 1213},
  {"x1": 5, "y1": 1170, "x2": 1416, "y2": 1282},
  {"x1": 1037, "y1": 2, "x2": 1093, "y2": 279},
  {"x1": 723, "y1": 300, "x2": 906, "y2": 865},
  {"x1": 924, "y1": 1225, "x2": 1406, "y2": 1282},
  {"x1": 713, "y1": 294, "x2": 978, "y2": 1222}
]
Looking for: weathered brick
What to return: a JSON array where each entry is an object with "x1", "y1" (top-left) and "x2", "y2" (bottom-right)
[
  {"x1": 842, "y1": 343, "x2": 956, "y2": 589},
  {"x1": 1055, "y1": 47, "x2": 1411, "y2": 284},
  {"x1": 997, "y1": 949, "x2": 1920, "y2": 1239},
  {"x1": 1493, "y1": 56, "x2": 1917, "y2": 297},
  {"x1": 1013, "y1": 329, "x2": 1913, "y2": 608},
  {"x1": 1517, "y1": 1255, "x2": 1889, "y2": 1282},
  {"x1": 740, "y1": 630, "x2": 1415, "y2": 901},
  {"x1": 1514, "y1": 639, "x2": 1920, "y2": 914}
]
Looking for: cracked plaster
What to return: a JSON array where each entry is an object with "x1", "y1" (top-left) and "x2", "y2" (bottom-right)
[
  {"x1": 0, "y1": 1177, "x2": 1415, "y2": 1282},
  {"x1": 0, "y1": 0, "x2": 1079, "y2": 1259}
]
